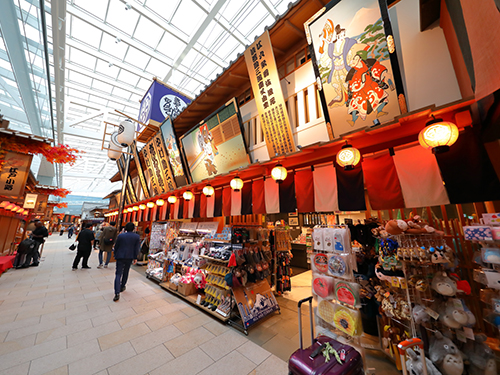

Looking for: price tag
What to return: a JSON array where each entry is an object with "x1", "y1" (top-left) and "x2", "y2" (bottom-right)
[
  {"x1": 391, "y1": 277, "x2": 400, "y2": 288},
  {"x1": 463, "y1": 327, "x2": 475, "y2": 340},
  {"x1": 425, "y1": 307, "x2": 440, "y2": 320},
  {"x1": 456, "y1": 330, "x2": 467, "y2": 343},
  {"x1": 196, "y1": 294, "x2": 202, "y2": 305}
]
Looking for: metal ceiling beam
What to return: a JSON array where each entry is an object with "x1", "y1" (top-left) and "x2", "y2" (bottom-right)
[
  {"x1": 65, "y1": 61, "x2": 144, "y2": 97},
  {"x1": 65, "y1": 81, "x2": 140, "y2": 109},
  {"x1": 67, "y1": 108, "x2": 106, "y2": 128},
  {"x1": 118, "y1": 0, "x2": 228, "y2": 68},
  {"x1": 0, "y1": 76, "x2": 24, "y2": 108},
  {"x1": 0, "y1": 0, "x2": 43, "y2": 135},
  {"x1": 62, "y1": 125, "x2": 104, "y2": 141},
  {"x1": 164, "y1": 0, "x2": 228, "y2": 83},
  {"x1": 49, "y1": 0, "x2": 66, "y2": 146},
  {"x1": 259, "y1": 0, "x2": 278, "y2": 18}
]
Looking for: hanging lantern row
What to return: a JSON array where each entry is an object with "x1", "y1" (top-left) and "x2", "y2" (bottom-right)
[
  {"x1": 122, "y1": 116, "x2": 459, "y2": 210},
  {"x1": 0, "y1": 201, "x2": 28, "y2": 215}
]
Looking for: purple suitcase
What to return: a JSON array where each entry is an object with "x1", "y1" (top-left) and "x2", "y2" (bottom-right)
[{"x1": 288, "y1": 296, "x2": 364, "y2": 375}]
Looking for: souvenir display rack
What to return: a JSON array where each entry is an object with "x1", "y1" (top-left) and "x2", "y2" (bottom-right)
[
  {"x1": 145, "y1": 221, "x2": 180, "y2": 282},
  {"x1": 310, "y1": 224, "x2": 370, "y2": 373},
  {"x1": 155, "y1": 224, "x2": 280, "y2": 335}
]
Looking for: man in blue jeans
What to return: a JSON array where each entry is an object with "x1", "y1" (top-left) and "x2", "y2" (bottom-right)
[{"x1": 113, "y1": 222, "x2": 140, "y2": 302}]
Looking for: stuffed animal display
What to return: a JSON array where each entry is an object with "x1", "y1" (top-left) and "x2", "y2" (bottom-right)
[
  {"x1": 431, "y1": 272, "x2": 457, "y2": 296},
  {"x1": 412, "y1": 304, "x2": 430, "y2": 325},
  {"x1": 463, "y1": 334, "x2": 497, "y2": 375},
  {"x1": 429, "y1": 331, "x2": 464, "y2": 375},
  {"x1": 436, "y1": 299, "x2": 475, "y2": 329},
  {"x1": 405, "y1": 348, "x2": 442, "y2": 375}
]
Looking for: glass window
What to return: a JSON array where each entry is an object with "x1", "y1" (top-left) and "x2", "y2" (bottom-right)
[
  {"x1": 296, "y1": 49, "x2": 306, "y2": 67},
  {"x1": 286, "y1": 58, "x2": 295, "y2": 75}
]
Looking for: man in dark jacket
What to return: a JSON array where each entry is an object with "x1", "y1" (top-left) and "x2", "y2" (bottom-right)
[
  {"x1": 22, "y1": 220, "x2": 48, "y2": 267},
  {"x1": 113, "y1": 222, "x2": 140, "y2": 301},
  {"x1": 72, "y1": 223, "x2": 94, "y2": 270}
]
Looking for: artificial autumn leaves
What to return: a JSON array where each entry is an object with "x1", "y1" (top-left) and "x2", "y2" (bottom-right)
[{"x1": 0, "y1": 134, "x2": 79, "y2": 166}]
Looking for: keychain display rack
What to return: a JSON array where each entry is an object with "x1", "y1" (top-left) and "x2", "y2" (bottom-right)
[{"x1": 310, "y1": 224, "x2": 371, "y2": 373}]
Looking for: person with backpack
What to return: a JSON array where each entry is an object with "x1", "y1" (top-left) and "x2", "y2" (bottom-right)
[
  {"x1": 98, "y1": 221, "x2": 117, "y2": 268},
  {"x1": 21, "y1": 220, "x2": 48, "y2": 267}
]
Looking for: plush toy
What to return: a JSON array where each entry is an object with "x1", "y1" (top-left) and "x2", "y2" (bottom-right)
[
  {"x1": 463, "y1": 334, "x2": 497, "y2": 375},
  {"x1": 385, "y1": 220, "x2": 409, "y2": 235},
  {"x1": 406, "y1": 348, "x2": 442, "y2": 375},
  {"x1": 432, "y1": 272, "x2": 457, "y2": 296},
  {"x1": 430, "y1": 331, "x2": 464, "y2": 375},
  {"x1": 437, "y1": 299, "x2": 472, "y2": 329},
  {"x1": 412, "y1": 304, "x2": 430, "y2": 325}
]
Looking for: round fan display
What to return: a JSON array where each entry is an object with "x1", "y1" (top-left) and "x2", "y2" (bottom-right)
[
  {"x1": 313, "y1": 253, "x2": 328, "y2": 273},
  {"x1": 328, "y1": 256, "x2": 346, "y2": 276}
]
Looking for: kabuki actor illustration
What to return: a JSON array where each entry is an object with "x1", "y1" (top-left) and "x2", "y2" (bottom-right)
[
  {"x1": 305, "y1": 0, "x2": 407, "y2": 138},
  {"x1": 180, "y1": 98, "x2": 250, "y2": 183}
]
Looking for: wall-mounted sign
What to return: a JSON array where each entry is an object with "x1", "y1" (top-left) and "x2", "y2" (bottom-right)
[
  {"x1": 244, "y1": 30, "x2": 296, "y2": 157},
  {"x1": 130, "y1": 141, "x2": 150, "y2": 199},
  {"x1": 160, "y1": 117, "x2": 188, "y2": 187},
  {"x1": 138, "y1": 79, "x2": 192, "y2": 132},
  {"x1": 141, "y1": 133, "x2": 176, "y2": 197},
  {"x1": 23, "y1": 193, "x2": 38, "y2": 209},
  {"x1": 0, "y1": 151, "x2": 32, "y2": 198},
  {"x1": 304, "y1": 0, "x2": 407, "y2": 138},
  {"x1": 180, "y1": 98, "x2": 250, "y2": 183}
]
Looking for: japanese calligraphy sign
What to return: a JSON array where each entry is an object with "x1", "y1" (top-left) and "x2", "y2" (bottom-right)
[
  {"x1": 179, "y1": 98, "x2": 250, "y2": 183},
  {"x1": 244, "y1": 30, "x2": 296, "y2": 157},
  {"x1": 141, "y1": 133, "x2": 176, "y2": 197},
  {"x1": 0, "y1": 151, "x2": 32, "y2": 198},
  {"x1": 159, "y1": 117, "x2": 188, "y2": 187},
  {"x1": 304, "y1": 0, "x2": 407, "y2": 138},
  {"x1": 138, "y1": 79, "x2": 191, "y2": 132},
  {"x1": 131, "y1": 141, "x2": 150, "y2": 199}
]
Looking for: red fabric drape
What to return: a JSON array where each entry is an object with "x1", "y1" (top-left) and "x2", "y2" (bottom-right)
[
  {"x1": 252, "y1": 179, "x2": 266, "y2": 214},
  {"x1": 183, "y1": 197, "x2": 189, "y2": 218},
  {"x1": 362, "y1": 153, "x2": 405, "y2": 210},
  {"x1": 223, "y1": 187, "x2": 232, "y2": 217},
  {"x1": 200, "y1": 193, "x2": 207, "y2": 218},
  {"x1": 294, "y1": 169, "x2": 315, "y2": 212}
]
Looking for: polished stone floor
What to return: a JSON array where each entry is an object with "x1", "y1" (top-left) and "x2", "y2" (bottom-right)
[
  {"x1": 0, "y1": 235, "x2": 399, "y2": 374},
  {"x1": 0, "y1": 236, "x2": 286, "y2": 375}
]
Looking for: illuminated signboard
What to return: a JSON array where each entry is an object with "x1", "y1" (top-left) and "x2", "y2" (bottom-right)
[
  {"x1": 180, "y1": 98, "x2": 250, "y2": 184},
  {"x1": 0, "y1": 152, "x2": 32, "y2": 198}
]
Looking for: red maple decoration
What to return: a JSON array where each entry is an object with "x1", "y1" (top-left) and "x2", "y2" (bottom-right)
[{"x1": 34, "y1": 187, "x2": 71, "y2": 198}]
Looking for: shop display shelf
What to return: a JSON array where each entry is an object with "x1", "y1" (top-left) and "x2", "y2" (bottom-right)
[
  {"x1": 159, "y1": 282, "x2": 231, "y2": 322},
  {"x1": 199, "y1": 255, "x2": 230, "y2": 263},
  {"x1": 146, "y1": 274, "x2": 163, "y2": 283}
]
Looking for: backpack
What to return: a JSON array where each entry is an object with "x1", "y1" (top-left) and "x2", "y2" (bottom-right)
[
  {"x1": 104, "y1": 237, "x2": 114, "y2": 245},
  {"x1": 17, "y1": 238, "x2": 36, "y2": 254}
]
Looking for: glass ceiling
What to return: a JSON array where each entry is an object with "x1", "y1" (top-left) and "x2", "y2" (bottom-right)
[{"x1": 0, "y1": 0, "x2": 293, "y2": 197}]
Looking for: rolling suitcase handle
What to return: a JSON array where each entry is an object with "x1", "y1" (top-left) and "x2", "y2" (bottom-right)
[
  {"x1": 297, "y1": 296, "x2": 315, "y2": 350},
  {"x1": 398, "y1": 338, "x2": 428, "y2": 375}
]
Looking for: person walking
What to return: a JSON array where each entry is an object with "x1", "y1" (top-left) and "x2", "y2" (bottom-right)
[
  {"x1": 72, "y1": 223, "x2": 94, "y2": 270},
  {"x1": 68, "y1": 225, "x2": 74, "y2": 239},
  {"x1": 98, "y1": 221, "x2": 117, "y2": 268},
  {"x1": 94, "y1": 225, "x2": 103, "y2": 250},
  {"x1": 113, "y1": 222, "x2": 140, "y2": 301},
  {"x1": 21, "y1": 220, "x2": 48, "y2": 267}
]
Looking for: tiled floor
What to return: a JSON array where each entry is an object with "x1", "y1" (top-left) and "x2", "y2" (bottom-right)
[{"x1": 0, "y1": 236, "x2": 287, "y2": 375}]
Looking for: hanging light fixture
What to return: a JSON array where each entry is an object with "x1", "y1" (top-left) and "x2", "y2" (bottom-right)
[
  {"x1": 271, "y1": 163, "x2": 287, "y2": 183},
  {"x1": 0, "y1": 201, "x2": 9, "y2": 208},
  {"x1": 183, "y1": 191, "x2": 193, "y2": 201},
  {"x1": 147, "y1": 202, "x2": 155, "y2": 208},
  {"x1": 230, "y1": 176, "x2": 244, "y2": 192},
  {"x1": 156, "y1": 199, "x2": 165, "y2": 206},
  {"x1": 5, "y1": 204, "x2": 14, "y2": 210},
  {"x1": 11, "y1": 206, "x2": 19, "y2": 212},
  {"x1": 133, "y1": 206, "x2": 139, "y2": 211},
  {"x1": 167, "y1": 196, "x2": 177, "y2": 204},
  {"x1": 418, "y1": 116, "x2": 459, "y2": 154},
  {"x1": 336, "y1": 142, "x2": 361, "y2": 170},
  {"x1": 127, "y1": 207, "x2": 133, "y2": 213},
  {"x1": 202, "y1": 184, "x2": 214, "y2": 197},
  {"x1": 117, "y1": 119, "x2": 135, "y2": 147},
  {"x1": 139, "y1": 204, "x2": 146, "y2": 210}
]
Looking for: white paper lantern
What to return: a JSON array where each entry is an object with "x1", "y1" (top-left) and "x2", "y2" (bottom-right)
[
  {"x1": 117, "y1": 119, "x2": 135, "y2": 147},
  {"x1": 107, "y1": 142, "x2": 121, "y2": 160}
]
